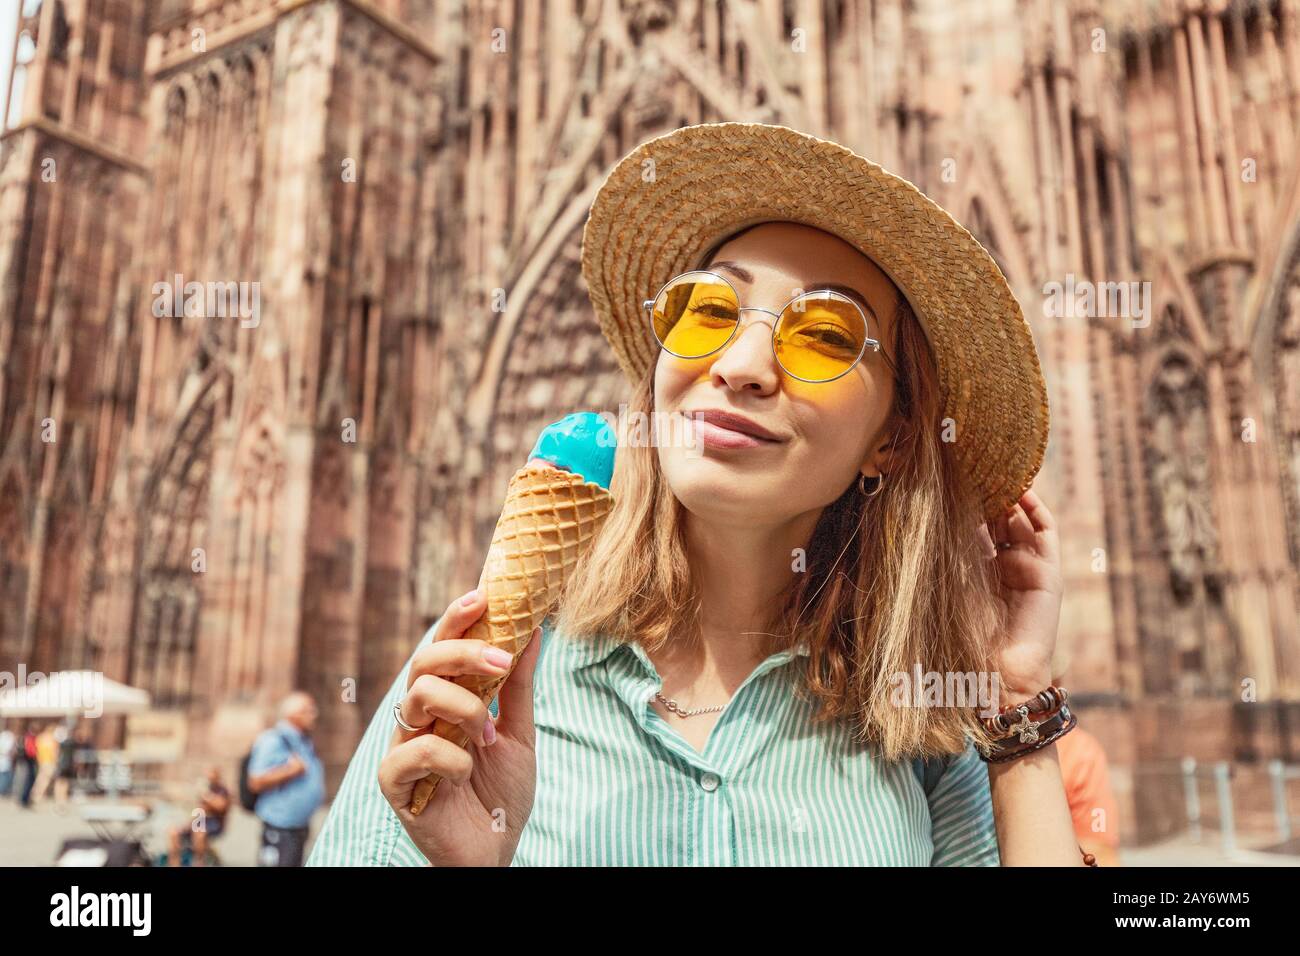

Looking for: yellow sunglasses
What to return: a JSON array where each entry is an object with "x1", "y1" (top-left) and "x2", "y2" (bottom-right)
[{"x1": 643, "y1": 270, "x2": 890, "y2": 384}]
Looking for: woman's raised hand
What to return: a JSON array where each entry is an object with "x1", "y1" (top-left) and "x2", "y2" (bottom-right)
[{"x1": 983, "y1": 488, "x2": 1064, "y2": 702}]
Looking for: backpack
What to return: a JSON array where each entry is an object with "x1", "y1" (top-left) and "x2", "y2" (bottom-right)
[{"x1": 238, "y1": 729, "x2": 295, "y2": 812}]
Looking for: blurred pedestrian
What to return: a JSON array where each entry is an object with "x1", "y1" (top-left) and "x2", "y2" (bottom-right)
[
  {"x1": 0, "y1": 726, "x2": 15, "y2": 797},
  {"x1": 246, "y1": 692, "x2": 324, "y2": 866},
  {"x1": 53, "y1": 723, "x2": 77, "y2": 810},
  {"x1": 168, "y1": 766, "x2": 231, "y2": 866},
  {"x1": 17, "y1": 723, "x2": 39, "y2": 807},
  {"x1": 31, "y1": 724, "x2": 59, "y2": 804},
  {"x1": 72, "y1": 723, "x2": 96, "y2": 786}
]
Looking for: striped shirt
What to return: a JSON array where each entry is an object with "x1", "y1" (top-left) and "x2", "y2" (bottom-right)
[{"x1": 307, "y1": 617, "x2": 1001, "y2": 866}]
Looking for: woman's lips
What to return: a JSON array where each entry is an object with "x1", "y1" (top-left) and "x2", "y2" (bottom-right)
[{"x1": 691, "y1": 418, "x2": 780, "y2": 450}]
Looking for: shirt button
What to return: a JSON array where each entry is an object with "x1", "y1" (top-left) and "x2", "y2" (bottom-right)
[{"x1": 700, "y1": 772, "x2": 720, "y2": 792}]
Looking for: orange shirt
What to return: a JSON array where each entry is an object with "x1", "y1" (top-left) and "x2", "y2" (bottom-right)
[{"x1": 1055, "y1": 726, "x2": 1120, "y2": 848}]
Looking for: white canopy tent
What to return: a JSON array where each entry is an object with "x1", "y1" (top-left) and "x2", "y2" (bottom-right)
[{"x1": 0, "y1": 671, "x2": 151, "y2": 718}]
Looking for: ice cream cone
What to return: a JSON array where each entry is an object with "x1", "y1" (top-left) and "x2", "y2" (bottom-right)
[{"x1": 408, "y1": 464, "x2": 614, "y2": 815}]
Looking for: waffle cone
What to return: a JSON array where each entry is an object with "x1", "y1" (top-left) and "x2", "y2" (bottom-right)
[{"x1": 408, "y1": 464, "x2": 613, "y2": 815}]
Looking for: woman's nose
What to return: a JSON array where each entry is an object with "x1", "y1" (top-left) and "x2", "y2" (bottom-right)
[{"x1": 709, "y1": 311, "x2": 780, "y2": 387}]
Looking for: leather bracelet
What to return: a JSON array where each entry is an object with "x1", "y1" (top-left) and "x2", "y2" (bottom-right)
[
  {"x1": 985, "y1": 699, "x2": 1067, "y2": 746},
  {"x1": 984, "y1": 707, "x2": 1076, "y2": 762},
  {"x1": 987, "y1": 704, "x2": 1071, "y2": 751},
  {"x1": 978, "y1": 705, "x2": 1076, "y2": 762},
  {"x1": 982, "y1": 685, "x2": 1069, "y2": 736}
]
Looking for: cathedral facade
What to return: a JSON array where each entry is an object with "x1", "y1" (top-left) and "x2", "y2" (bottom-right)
[{"x1": 2, "y1": 0, "x2": 1300, "y2": 845}]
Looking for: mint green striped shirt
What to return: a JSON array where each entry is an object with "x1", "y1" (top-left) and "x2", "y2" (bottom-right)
[{"x1": 307, "y1": 617, "x2": 1001, "y2": 866}]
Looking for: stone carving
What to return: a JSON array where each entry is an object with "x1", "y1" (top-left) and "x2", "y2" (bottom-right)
[
  {"x1": 621, "y1": 0, "x2": 677, "y2": 42},
  {"x1": 1148, "y1": 357, "x2": 1220, "y2": 603}
]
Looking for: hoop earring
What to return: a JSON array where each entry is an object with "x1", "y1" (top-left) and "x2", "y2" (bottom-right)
[{"x1": 858, "y1": 472, "x2": 885, "y2": 498}]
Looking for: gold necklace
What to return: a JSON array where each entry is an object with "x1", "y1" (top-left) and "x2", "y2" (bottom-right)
[{"x1": 654, "y1": 691, "x2": 727, "y2": 718}]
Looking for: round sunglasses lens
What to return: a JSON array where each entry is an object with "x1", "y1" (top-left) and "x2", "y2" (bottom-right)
[
  {"x1": 775, "y1": 293, "x2": 868, "y2": 381},
  {"x1": 651, "y1": 273, "x2": 739, "y2": 357}
]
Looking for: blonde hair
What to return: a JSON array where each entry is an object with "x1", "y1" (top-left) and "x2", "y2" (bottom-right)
[{"x1": 557, "y1": 248, "x2": 1007, "y2": 761}]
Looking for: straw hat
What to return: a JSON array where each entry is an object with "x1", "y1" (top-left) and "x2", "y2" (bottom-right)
[{"x1": 579, "y1": 122, "x2": 1049, "y2": 522}]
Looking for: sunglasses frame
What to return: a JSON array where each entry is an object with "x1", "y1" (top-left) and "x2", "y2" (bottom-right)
[{"x1": 642, "y1": 269, "x2": 884, "y2": 384}]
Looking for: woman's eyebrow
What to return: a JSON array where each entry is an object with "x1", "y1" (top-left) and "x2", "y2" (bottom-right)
[
  {"x1": 708, "y1": 260, "x2": 753, "y2": 283},
  {"x1": 709, "y1": 260, "x2": 880, "y2": 321}
]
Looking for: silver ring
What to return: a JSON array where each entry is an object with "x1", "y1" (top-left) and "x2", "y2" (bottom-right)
[
  {"x1": 393, "y1": 701, "x2": 420, "y2": 733},
  {"x1": 996, "y1": 541, "x2": 1014, "y2": 551}
]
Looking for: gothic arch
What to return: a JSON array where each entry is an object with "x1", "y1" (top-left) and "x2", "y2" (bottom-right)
[
  {"x1": 142, "y1": 364, "x2": 228, "y2": 505},
  {"x1": 127, "y1": 365, "x2": 228, "y2": 707},
  {"x1": 173, "y1": 73, "x2": 203, "y2": 122},
  {"x1": 230, "y1": 49, "x2": 258, "y2": 89},
  {"x1": 488, "y1": 241, "x2": 627, "y2": 461},
  {"x1": 465, "y1": 173, "x2": 606, "y2": 435},
  {"x1": 1253, "y1": 217, "x2": 1300, "y2": 568},
  {"x1": 163, "y1": 82, "x2": 186, "y2": 127},
  {"x1": 946, "y1": 144, "x2": 1036, "y2": 297},
  {"x1": 1138, "y1": 249, "x2": 1214, "y2": 381},
  {"x1": 1245, "y1": 150, "x2": 1300, "y2": 348},
  {"x1": 1140, "y1": 301, "x2": 1208, "y2": 386},
  {"x1": 1250, "y1": 214, "x2": 1300, "y2": 377}
]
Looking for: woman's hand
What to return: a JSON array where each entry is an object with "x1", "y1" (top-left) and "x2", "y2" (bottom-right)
[
  {"x1": 377, "y1": 589, "x2": 540, "y2": 866},
  {"x1": 984, "y1": 488, "x2": 1064, "y2": 704}
]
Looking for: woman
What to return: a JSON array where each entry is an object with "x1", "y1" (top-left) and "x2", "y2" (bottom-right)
[{"x1": 309, "y1": 123, "x2": 1083, "y2": 866}]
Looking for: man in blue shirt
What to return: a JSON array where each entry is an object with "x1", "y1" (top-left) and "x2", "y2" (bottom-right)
[{"x1": 247, "y1": 692, "x2": 325, "y2": 866}]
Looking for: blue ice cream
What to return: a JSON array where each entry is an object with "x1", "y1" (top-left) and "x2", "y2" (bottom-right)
[{"x1": 525, "y1": 411, "x2": 616, "y2": 490}]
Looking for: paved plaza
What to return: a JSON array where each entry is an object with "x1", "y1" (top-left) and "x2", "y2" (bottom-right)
[{"x1": 1, "y1": 791, "x2": 1296, "y2": 867}]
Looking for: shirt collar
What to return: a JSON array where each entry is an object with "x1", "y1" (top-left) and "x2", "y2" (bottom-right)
[{"x1": 568, "y1": 631, "x2": 627, "y2": 670}]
